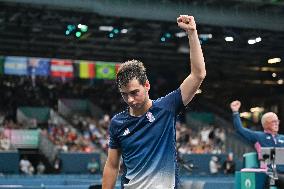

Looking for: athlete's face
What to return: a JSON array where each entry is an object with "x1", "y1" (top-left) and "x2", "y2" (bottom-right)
[
  {"x1": 119, "y1": 79, "x2": 150, "y2": 110},
  {"x1": 263, "y1": 113, "x2": 279, "y2": 134}
]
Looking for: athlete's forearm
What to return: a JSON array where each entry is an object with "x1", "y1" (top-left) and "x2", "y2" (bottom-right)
[
  {"x1": 188, "y1": 30, "x2": 206, "y2": 79},
  {"x1": 102, "y1": 163, "x2": 119, "y2": 189}
]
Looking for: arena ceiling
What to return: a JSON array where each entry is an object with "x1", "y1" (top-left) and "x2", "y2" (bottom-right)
[{"x1": 0, "y1": 0, "x2": 284, "y2": 107}]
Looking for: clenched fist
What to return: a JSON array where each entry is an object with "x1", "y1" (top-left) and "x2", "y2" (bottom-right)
[
  {"x1": 177, "y1": 15, "x2": 196, "y2": 34},
  {"x1": 230, "y1": 100, "x2": 241, "y2": 112}
]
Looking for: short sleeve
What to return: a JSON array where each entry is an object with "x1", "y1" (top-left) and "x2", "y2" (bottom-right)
[
  {"x1": 154, "y1": 88, "x2": 183, "y2": 114},
  {"x1": 108, "y1": 119, "x2": 120, "y2": 149}
]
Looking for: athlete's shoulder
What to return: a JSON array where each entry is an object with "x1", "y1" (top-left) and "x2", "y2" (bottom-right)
[
  {"x1": 154, "y1": 88, "x2": 181, "y2": 103},
  {"x1": 110, "y1": 109, "x2": 129, "y2": 126},
  {"x1": 153, "y1": 88, "x2": 182, "y2": 111}
]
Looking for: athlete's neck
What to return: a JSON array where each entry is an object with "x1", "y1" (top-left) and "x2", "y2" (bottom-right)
[{"x1": 130, "y1": 100, "x2": 152, "y2": 117}]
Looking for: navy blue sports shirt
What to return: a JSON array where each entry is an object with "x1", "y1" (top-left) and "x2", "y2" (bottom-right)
[{"x1": 109, "y1": 88, "x2": 183, "y2": 189}]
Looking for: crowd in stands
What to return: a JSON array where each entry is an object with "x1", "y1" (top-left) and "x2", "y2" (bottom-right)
[
  {"x1": 70, "y1": 114, "x2": 110, "y2": 152},
  {"x1": 177, "y1": 122, "x2": 226, "y2": 154},
  {"x1": 0, "y1": 73, "x2": 177, "y2": 119},
  {"x1": 42, "y1": 122, "x2": 96, "y2": 153},
  {"x1": 0, "y1": 115, "x2": 18, "y2": 151},
  {"x1": 0, "y1": 75, "x2": 228, "y2": 155}
]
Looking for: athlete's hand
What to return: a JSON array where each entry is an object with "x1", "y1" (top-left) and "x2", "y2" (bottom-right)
[
  {"x1": 177, "y1": 15, "x2": 196, "y2": 34},
  {"x1": 230, "y1": 100, "x2": 241, "y2": 112}
]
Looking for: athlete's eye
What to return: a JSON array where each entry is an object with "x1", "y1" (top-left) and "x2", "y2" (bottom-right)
[{"x1": 130, "y1": 90, "x2": 139, "y2": 96}]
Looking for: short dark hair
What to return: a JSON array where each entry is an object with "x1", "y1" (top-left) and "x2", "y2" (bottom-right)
[{"x1": 116, "y1": 60, "x2": 148, "y2": 89}]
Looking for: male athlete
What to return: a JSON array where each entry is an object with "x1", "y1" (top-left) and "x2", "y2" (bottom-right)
[{"x1": 102, "y1": 15, "x2": 206, "y2": 189}]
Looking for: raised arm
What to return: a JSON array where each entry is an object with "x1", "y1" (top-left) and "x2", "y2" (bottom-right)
[
  {"x1": 178, "y1": 15, "x2": 206, "y2": 106},
  {"x1": 102, "y1": 148, "x2": 121, "y2": 189},
  {"x1": 230, "y1": 100, "x2": 258, "y2": 144}
]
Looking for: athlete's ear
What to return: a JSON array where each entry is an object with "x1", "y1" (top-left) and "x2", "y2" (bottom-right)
[{"x1": 145, "y1": 80, "x2": 150, "y2": 91}]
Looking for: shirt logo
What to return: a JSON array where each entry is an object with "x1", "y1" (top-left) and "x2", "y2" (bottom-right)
[
  {"x1": 266, "y1": 136, "x2": 271, "y2": 140},
  {"x1": 123, "y1": 128, "x2": 130, "y2": 136},
  {"x1": 278, "y1": 139, "x2": 284, "y2": 143},
  {"x1": 146, "y1": 112, "x2": 155, "y2": 123}
]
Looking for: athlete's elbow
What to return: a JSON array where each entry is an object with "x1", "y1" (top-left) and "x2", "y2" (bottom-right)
[
  {"x1": 199, "y1": 71, "x2": 206, "y2": 80},
  {"x1": 194, "y1": 71, "x2": 206, "y2": 80}
]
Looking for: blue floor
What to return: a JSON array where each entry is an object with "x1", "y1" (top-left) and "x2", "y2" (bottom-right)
[{"x1": 0, "y1": 174, "x2": 235, "y2": 189}]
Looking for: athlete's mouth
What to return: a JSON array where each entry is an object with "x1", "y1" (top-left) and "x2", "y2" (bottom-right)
[{"x1": 130, "y1": 104, "x2": 138, "y2": 108}]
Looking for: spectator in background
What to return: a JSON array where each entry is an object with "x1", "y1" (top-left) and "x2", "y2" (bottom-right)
[
  {"x1": 230, "y1": 100, "x2": 284, "y2": 188},
  {"x1": 36, "y1": 161, "x2": 46, "y2": 174},
  {"x1": 230, "y1": 100, "x2": 284, "y2": 149},
  {"x1": 53, "y1": 156, "x2": 62, "y2": 173},
  {"x1": 222, "y1": 152, "x2": 235, "y2": 174},
  {"x1": 87, "y1": 158, "x2": 100, "y2": 174},
  {"x1": 200, "y1": 126, "x2": 211, "y2": 145},
  {"x1": 209, "y1": 156, "x2": 221, "y2": 175},
  {"x1": 19, "y1": 156, "x2": 34, "y2": 175},
  {"x1": 0, "y1": 131, "x2": 10, "y2": 151}
]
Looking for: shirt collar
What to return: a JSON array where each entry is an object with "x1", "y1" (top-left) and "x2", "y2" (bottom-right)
[{"x1": 264, "y1": 130, "x2": 277, "y2": 137}]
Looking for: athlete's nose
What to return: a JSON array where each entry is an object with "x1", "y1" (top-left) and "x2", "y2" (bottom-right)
[{"x1": 127, "y1": 95, "x2": 135, "y2": 104}]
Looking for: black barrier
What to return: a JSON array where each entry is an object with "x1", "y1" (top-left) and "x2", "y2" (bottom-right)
[{"x1": 89, "y1": 184, "x2": 102, "y2": 189}]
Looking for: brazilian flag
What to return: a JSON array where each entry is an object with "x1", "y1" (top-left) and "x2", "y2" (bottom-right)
[
  {"x1": 0, "y1": 56, "x2": 4, "y2": 75},
  {"x1": 96, "y1": 61, "x2": 116, "y2": 80}
]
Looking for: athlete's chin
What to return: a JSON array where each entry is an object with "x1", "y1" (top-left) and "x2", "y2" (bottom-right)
[{"x1": 130, "y1": 104, "x2": 142, "y2": 110}]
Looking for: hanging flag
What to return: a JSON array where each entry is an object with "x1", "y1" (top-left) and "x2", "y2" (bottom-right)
[
  {"x1": 4, "y1": 56, "x2": 28, "y2": 75},
  {"x1": 115, "y1": 63, "x2": 121, "y2": 75},
  {"x1": 96, "y1": 61, "x2": 116, "y2": 80},
  {"x1": 0, "y1": 56, "x2": 4, "y2": 75},
  {"x1": 50, "y1": 59, "x2": 73, "y2": 78},
  {"x1": 28, "y1": 57, "x2": 50, "y2": 76},
  {"x1": 74, "y1": 60, "x2": 95, "y2": 79}
]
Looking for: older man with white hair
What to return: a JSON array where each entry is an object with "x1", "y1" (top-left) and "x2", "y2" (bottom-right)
[
  {"x1": 230, "y1": 100, "x2": 284, "y2": 188},
  {"x1": 230, "y1": 100, "x2": 284, "y2": 147}
]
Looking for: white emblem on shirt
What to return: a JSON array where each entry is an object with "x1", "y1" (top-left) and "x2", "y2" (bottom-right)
[
  {"x1": 123, "y1": 128, "x2": 130, "y2": 136},
  {"x1": 278, "y1": 139, "x2": 284, "y2": 144},
  {"x1": 266, "y1": 136, "x2": 271, "y2": 140},
  {"x1": 146, "y1": 112, "x2": 155, "y2": 123}
]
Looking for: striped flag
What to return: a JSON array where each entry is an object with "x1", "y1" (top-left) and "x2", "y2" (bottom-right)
[
  {"x1": 115, "y1": 63, "x2": 120, "y2": 75},
  {"x1": 50, "y1": 59, "x2": 73, "y2": 78},
  {"x1": 74, "y1": 60, "x2": 95, "y2": 79},
  {"x1": 4, "y1": 56, "x2": 28, "y2": 75},
  {"x1": 96, "y1": 61, "x2": 116, "y2": 80}
]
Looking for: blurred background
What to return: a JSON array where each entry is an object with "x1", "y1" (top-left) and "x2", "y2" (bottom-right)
[{"x1": 0, "y1": 0, "x2": 283, "y2": 188}]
